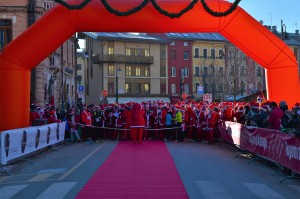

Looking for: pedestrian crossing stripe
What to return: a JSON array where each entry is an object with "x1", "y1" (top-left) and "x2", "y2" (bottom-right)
[{"x1": 0, "y1": 184, "x2": 28, "y2": 199}]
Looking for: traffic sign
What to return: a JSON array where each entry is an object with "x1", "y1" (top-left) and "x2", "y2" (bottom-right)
[
  {"x1": 181, "y1": 93, "x2": 187, "y2": 99},
  {"x1": 102, "y1": 90, "x2": 108, "y2": 97},
  {"x1": 78, "y1": 85, "x2": 84, "y2": 92},
  {"x1": 203, "y1": 93, "x2": 212, "y2": 103},
  {"x1": 197, "y1": 86, "x2": 204, "y2": 95}
]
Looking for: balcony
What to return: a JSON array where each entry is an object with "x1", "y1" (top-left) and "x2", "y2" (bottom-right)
[{"x1": 92, "y1": 54, "x2": 154, "y2": 65}]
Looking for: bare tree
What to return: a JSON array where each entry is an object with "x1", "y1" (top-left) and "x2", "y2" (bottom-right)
[{"x1": 224, "y1": 45, "x2": 247, "y2": 101}]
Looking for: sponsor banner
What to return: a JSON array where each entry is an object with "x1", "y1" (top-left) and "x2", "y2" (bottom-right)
[
  {"x1": 0, "y1": 128, "x2": 26, "y2": 165},
  {"x1": 218, "y1": 121, "x2": 300, "y2": 174},
  {"x1": 0, "y1": 122, "x2": 66, "y2": 165}
]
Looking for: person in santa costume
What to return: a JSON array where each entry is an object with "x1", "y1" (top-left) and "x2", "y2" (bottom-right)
[
  {"x1": 130, "y1": 103, "x2": 145, "y2": 144},
  {"x1": 206, "y1": 107, "x2": 220, "y2": 144},
  {"x1": 80, "y1": 106, "x2": 92, "y2": 143}
]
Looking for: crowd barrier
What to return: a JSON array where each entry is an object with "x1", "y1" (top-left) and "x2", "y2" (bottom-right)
[
  {"x1": 218, "y1": 121, "x2": 300, "y2": 175},
  {"x1": 0, "y1": 122, "x2": 66, "y2": 165}
]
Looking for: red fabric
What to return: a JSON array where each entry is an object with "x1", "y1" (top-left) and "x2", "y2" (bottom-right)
[
  {"x1": 76, "y1": 141, "x2": 188, "y2": 199},
  {"x1": 130, "y1": 103, "x2": 145, "y2": 127},
  {"x1": 268, "y1": 107, "x2": 284, "y2": 130},
  {"x1": 81, "y1": 110, "x2": 92, "y2": 126}
]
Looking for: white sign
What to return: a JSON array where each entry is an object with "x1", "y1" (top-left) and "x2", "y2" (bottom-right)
[
  {"x1": 203, "y1": 94, "x2": 213, "y2": 103},
  {"x1": 0, "y1": 122, "x2": 66, "y2": 165}
]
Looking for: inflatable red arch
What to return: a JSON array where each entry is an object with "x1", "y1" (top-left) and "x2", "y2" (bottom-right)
[{"x1": 0, "y1": 0, "x2": 299, "y2": 131}]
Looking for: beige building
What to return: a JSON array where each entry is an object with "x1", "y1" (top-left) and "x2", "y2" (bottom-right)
[
  {"x1": 78, "y1": 32, "x2": 169, "y2": 104},
  {"x1": 192, "y1": 39, "x2": 226, "y2": 100},
  {"x1": 0, "y1": 0, "x2": 76, "y2": 107}
]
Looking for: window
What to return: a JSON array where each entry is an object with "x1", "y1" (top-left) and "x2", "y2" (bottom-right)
[
  {"x1": 170, "y1": 41, "x2": 175, "y2": 46},
  {"x1": 108, "y1": 47, "x2": 114, "y2": 55},
  {"x1": 76, "y1": 64, "x2": 82, "y2": 70},
  {"x1": 184, "y1": 51, "x2": 189, "y2": 60},
  {"x1": 133, "y1": 83, "x2": 141, "y2": 94},
  {"x1": 170, "y1": 50, "x2": 176, "y2": 60},
  {"x1": 211, "y1": 49, "x2": 216, "y2": 59},
  {"x1": 183, "y1": 67, "x2": 189, "y2": 77},
  {"x1": 126, "y1": 48, "x2": 131, "y2": 56},
  {"x1": 184, "y1": 42, "x2": 188, "y2": 46},
  {"x1": 108, "y1": 83, "x2": 114, "y2": 94},
  {"x1": 171, "y1": 84, "x2": 176, "y2": 94},
  {"x1": 219, "y1": 67, "x2": 224, "y2": 76},
  {"x1": 160, "y1": 66, "x2": 166, "y2": 77},
  {"x1": 145, "y1": 66, "x2": 150, "y2": 76},
  {"x1": 256, "y1": 67, "x2": 262, "y2": 77},
  {"x1": 135, "y1": 48, "x2": 142, "y2": 56},
  {"x1": 160, "y1": 49, "x2": 166, "y2": 60},
  {"x1": 195, "y1": 66, "x2": 200, "y2": 77},
  {"x1": 126, "y1": 65, "x2": 132, "y2": 76},
  {"x1": 194, "y1": 48, "x2": 200, "y2": 58},
  {"x1": 219, "y1": 49, "x2": 224, "y2": 58},
  {"x1": 0, "y1": 19, "x2": 12, "y2": 51},
  {"x1": 145, "y1": 49, "x2": 150, "y2": 57},
  {"x1": 125, "y1": 83, "x2": 131, "y2": 93},
  {"x1": 219, "y1": 84, "x2": 223, "y2": 92},
  {"x1": 204, "y1": 83, "x2": 208, "y2": 93},
  {"x1": 203, "y1": 49, "x2": 207, "y2": 58},
  {"x1": 294, "y1": 47, "x2": 298, "y2": 61},
  {"x1": 184, "y1": 84, "x2": 189, "y2": 94},
  {"x1": 229, "y1": 51, "x2": 232, "y2": 59},
  {"x1": 108, "y1": 65, "x2": 115, "y2": 76},
  {"x1": 203, "y1": 66, "x2": 208, "y2": 76},
  {"x1": 136, "y1": 66, "x2": 141, "y2": 76},
  {"x1": 171, "y1": 67, "x2": 176, "y2": 77},
  {"x1": 144, "y1": 83, "x2": 150, "y2": 93}
]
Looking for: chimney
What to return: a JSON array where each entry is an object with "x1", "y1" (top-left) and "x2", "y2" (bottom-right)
[
  {"x1": 272, "y1": 26, "x2": 277, "y2": 31},
  {"x1": 296, "y1": 30, "x2": 299, "y2": 35}
]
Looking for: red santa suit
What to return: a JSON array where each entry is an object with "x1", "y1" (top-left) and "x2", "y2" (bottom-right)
[
  {"x1": 233, "y1": 106, "x2": 244, "y2": 124},
  {"x1": 81, "y1": 109, "x2": 92, "y2": 142},
  {"x1": 48, "y1": 110, "x2": 60, "y2": 124},
  {"x1": 207, "y1": 108, "x2": 220, "y2": 144},
  {"x1": 184, "y1": 106, "x2": 196, "y2": 140},
  {"x1": 130, "y1": 103, "x2": 145, "y2": 144}
]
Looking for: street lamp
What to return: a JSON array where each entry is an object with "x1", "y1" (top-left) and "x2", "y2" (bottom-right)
[{"x1": 115, "y1": 65, "x2": 122, "y2": 104}]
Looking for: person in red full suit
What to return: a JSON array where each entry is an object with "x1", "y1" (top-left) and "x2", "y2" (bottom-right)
[
  {"x1": 130, "y1": 103, "x2": 145, "y2": 144},
  {"x1": 207, "y1": 107, "x2": 220, "y2": 144}
]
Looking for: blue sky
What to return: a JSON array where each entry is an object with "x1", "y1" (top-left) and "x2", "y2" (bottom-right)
[{"x1": 236, "y1": 0, "x2": 300, "y2": 33}]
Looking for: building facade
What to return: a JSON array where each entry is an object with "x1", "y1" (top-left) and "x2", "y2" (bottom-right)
[
  {"x1": 191, "y1": 33, "x2": 226, "y2": 101},
  {"x1": 147, "y1": 33, "x2": 194, "y2": 101},
  {"x1": 78, "y1": 32, "x2": 169, "y2": 104},
  {"x1": 0, "y1": 0, "x2": 77, "y2": 107}
]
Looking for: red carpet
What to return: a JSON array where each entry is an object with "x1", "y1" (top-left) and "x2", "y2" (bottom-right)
[{"x1": 76, "y1": 141, "x2": 188, "y2": 199}]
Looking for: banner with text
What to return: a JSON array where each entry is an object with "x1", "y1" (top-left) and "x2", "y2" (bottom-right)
[{"x1": 218, "y1": 121, "x2": 300, "y2": 174}]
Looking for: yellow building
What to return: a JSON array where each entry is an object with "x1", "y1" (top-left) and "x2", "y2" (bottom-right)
[{"x1": 192, "y1": 33, "x2": 226, "y2": 101}]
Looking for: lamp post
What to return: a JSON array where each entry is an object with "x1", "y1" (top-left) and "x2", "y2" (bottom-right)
[{"x1": 115, "y1": 65, "x2": 122, "y2": 104}]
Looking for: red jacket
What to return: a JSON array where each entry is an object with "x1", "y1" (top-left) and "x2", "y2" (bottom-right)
[
  {"x1": 81, "y1": 110, "x2": 92, "y2": 126},
  {"x1": 268, "y1": 107, "x2": 284, "y2": 130},
  {"x1": 130, "y1": 103, "x2": 145, "y2": 127}
]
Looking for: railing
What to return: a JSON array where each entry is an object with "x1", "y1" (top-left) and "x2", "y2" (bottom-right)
[{"x1": 93, "y1": 54, "x2": 154, "y2": 65}]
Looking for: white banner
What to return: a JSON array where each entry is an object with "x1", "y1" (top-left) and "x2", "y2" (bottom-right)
[{"x1": 0, "y1": 122, "x2": 66, "y2": 165}]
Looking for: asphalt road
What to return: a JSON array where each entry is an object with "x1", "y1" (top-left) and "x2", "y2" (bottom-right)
[{"x1": 0, "y1": 140, "x2": 300, "y2": 199}]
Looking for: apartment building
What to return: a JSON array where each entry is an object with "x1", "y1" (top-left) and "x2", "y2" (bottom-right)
[{"x1": 77, "y1": 32, "x2": 169, "y2": 104}]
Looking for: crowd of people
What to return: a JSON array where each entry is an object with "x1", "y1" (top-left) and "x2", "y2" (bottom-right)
[{"x1": 29, "y1": 97, "x2": 300, "y2": 145}]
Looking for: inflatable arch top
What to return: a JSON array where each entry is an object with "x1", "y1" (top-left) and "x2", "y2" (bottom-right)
[{"x1": 0, "y1": 0, "x2": 299, "y2": 131}]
